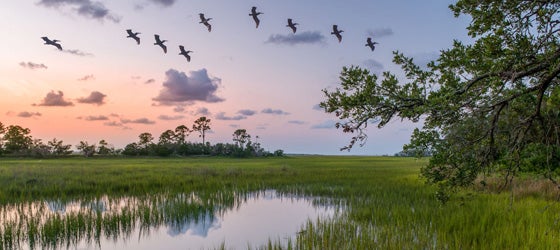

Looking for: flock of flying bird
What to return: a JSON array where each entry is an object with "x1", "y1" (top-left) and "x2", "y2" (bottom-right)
[{"x1": 41, "y1": 6, "x2": 379, "y2": 63}]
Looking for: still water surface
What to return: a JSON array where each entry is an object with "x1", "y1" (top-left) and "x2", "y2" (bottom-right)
[
  {"x1": 97, "y1": 191, "x2": 335, "y2": 249},
  {"x1": 1, "y1": 190, "x2": 339, "y2": 249}
]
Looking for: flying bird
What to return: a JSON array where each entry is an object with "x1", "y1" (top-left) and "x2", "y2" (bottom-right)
[
  {"x1": 331, "y1": 25, "x2": 343, "y2": 43},
  {"x1": 249, "y1": 6, "x2": 262, "y2": 28},
  {"x1": 365, "y1": 37, "x2": 379, "y2": 51},
  {"x1": 41, "y1": 36, "x2": 62, "y2": 50},
  {"x1": 179, "y1": 45, "x2": 192, "y2": 62},
  {"x1": 199, "y1": 13, "x2": 212, "y2": 32},
  {"x1": 126, "y1": 29, "x2": 140, "y2": 45},
  {"x1": 154, "y1": 34, "x2": 167, "y2": 53},
  {"x1": 287, "y1": 18, "x2": 298, "y2": 33}
]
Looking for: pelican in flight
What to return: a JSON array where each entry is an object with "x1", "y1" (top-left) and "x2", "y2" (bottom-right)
[
  {"x1": 249, "y1": 6, "x2": 262, "y2": 28},
  {"x1": 199, "y1": 13, "x2": 212, "y2": 32},
  {"x1": 126, "y1": 29, "x2": 140, "y2": 45},
  {"x1": 41, "y1": 36, "x2": 62, "y2": 50},
  {"x1": 365, "y1": 37, "x2": 379, "y2": 51},
  {"x1": 154, "y1": 34, "x2": 167, "y2": 53},
  {"x1": 287, "y1": 18, "x2": 298, "y2": 33},
  {"x1": 331, "y1": 25, "x2": 343, "y2": 43},
  {"x1": 179, "y1": 46, "x2": 192, "y2": 62}
]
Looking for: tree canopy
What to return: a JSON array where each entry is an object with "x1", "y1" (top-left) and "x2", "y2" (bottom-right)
[
  {"x1": 321, "y1": 0, "x2": 560, "y2": 199},
  {"x1": 193, "y1": 116, "x2": 211, "y2": 144}
]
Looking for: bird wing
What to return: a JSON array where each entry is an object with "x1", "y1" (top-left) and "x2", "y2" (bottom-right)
[
  {"x1": 54, "y1": 43, "x2": 62, "y2": 50},
  {"x1": 179, "y1": 45, "x2": 185, "y2": 52},
  {"x1": 162, "y1": 45, "x2": 167, "y2": 53},
  {"x1": 41, "y1": 37, "x2": 50, "y2": 43},
  {"x1": 253, "y1": 16, "x2": 260, "y2": 28},
  {"x1": 367, "y1": 37, "x2": 372, "y2": 43},
  {"x1": 154, "y1": 34, "x2": 161, "y2": 42},
  {"x1": 333, "y1": 25, "x2": 338, "y2": 32},
  {"x1": 127, "y1": 30, "x2": 140, "y2": 44}
]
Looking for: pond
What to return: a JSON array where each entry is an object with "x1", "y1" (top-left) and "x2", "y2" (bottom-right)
[{"x1": 0, "y1": 190, "x2": 342, "y2": 249}]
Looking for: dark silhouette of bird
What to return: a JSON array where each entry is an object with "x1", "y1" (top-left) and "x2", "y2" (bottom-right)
[
  {"x1": 41, "y1": 36, "x2": 62, "y2": 50},
  {"x1": 179, "y1": 45, "x2": 192, "y2": 62},
  {"x1": 154, "y1": 34, "x2": 167, "y2": 53},
  {"x1": 331, "y1": 25, "x2": 343, "y2": 43},
  {"x1": 199, "y1": 13, "x2": 212, "y2": 32},
  {"x1": 249, "y1": 6, "x2": 262, "y2": 28},
  {"x1": 365, "y1": 37, "x2": 379, "y2": 51},
  {"x1": 126, "y1": 29, "x2": 140, "y2": 45},
  {"x1": 287, "y1": 18, "x2": 298, "y2": 33}
]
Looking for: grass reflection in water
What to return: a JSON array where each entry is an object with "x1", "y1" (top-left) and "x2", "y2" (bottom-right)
[{"x1": 0, "y1": 190, "x2": 341, "y2": 249}]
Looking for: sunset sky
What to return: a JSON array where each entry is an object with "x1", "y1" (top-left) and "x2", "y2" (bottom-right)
[{"x1": 0, "y1": 0, "x2": 471, "y2": 155}]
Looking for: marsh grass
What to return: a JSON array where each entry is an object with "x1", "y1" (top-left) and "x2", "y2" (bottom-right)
[
  {"x1": 474, "y1": 175, "x2": 560, "y2": 201},
  {"x1": 0, "y1": 190, "x2": 335, "y2": 249},
  {"x1": 0, "y1": 193, "x2": 238, "y2": 249},
  {"x1": 1, "y1": 156, "x2": 560, "y2": 249}
]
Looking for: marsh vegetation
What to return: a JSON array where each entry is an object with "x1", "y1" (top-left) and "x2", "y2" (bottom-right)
[
  {"x1": 1, "y1": 156, "x2": 559, "y2": 249},
  {"x1": 0, "y1": 190, "x2": 338, "y2": 249}
]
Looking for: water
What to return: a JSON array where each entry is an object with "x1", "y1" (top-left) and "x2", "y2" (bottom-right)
[{"x1": 0, "y1": 190, "x2": 340, "y2": 249}]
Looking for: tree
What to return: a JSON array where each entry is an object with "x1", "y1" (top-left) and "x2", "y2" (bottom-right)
[
  {"x1": 48, "y1": 138, "x2": 73, "y2": 156},
  {"x1": 158, "y1": 130, "x2": 176, "y2": 145},
  {"x1": 3, "y1": 125, "x2": 33, "y2": 154},
  {"x1": 251, "y1": 135, "x2": 265, "y2": 156},
  {"x1": 97, "y1": 139, "x2": 114, "y2": 155},
  {"x1": 232, "y1": 129, "x2": 251, "y2": 149},
  {"x1": 137, "y1": 132, "x2": 154, "y2": 155},
  {"x1": 138, "y1": 132, "x2": 154, "y2": 145},
  {"x1": 157, "y1": 130, "x2": 176, "y2": 156},
  {"x1": 122, "y1": 142, "x2": 140, "y2": 156},
  {"x1": 192, "y1": 117, "x2": 211, "y2": 144},
  {"x1": 31, "y1": 139, "x2": 52, "y2": 157},
  {"x1": 174, "y1": 125, "x2": 191, "y2": 144},
  {"x1": 76, "y1": 141, "x2": 96, "y2": 157},
  {"x1": 320, "y1": 0, "x2": 560, "y2": 200}
]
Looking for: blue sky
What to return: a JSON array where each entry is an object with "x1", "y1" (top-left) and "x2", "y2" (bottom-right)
[{"x1": 0, "y1": 0, "x2": 471, "y2": 155}]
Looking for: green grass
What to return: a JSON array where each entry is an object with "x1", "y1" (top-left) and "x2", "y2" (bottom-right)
[{"x1": 1, "y1": 156, "x2": 560, "y2": 249}]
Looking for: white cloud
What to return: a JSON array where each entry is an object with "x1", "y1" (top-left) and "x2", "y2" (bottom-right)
[
  {"x1": 17, "y1": 111, "x2": 42, "y2": 118},
  {"x1": 34, "y1": 90, "x2": 73, "y2": 107},
  {"x1": 38, "y1": 0, "x2": 121, "y2": 23},
  {"x1": 261, "y1": 108, "x2": 289, "y2": 115},
  {"x1": 19, "y1": 62, "x2": 47, "y2": 70},
  {"x1": 77, "y1": 91, "x2": 106, "y2": 105},
  {"x1": 215, "y1": 112, "x2": 246, "y2": 121},
  {"x1": 153, "y1": 69, "x2": 224, "y2": 106},
  {"x1": 265, "y1": 31, "x2": 325, "y2": 46}
]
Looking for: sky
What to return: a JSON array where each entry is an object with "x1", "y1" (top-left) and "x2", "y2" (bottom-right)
[{"x1": 0, "y1": 0, "x2": 472, "y2": 155}]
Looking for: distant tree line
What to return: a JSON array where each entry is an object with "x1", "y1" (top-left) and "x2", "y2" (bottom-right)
[
  {"x1": 0, "y1": 117, "x2": 284, "y2": 158},
  {"x1": 393, "y1": 150, "x2": 432, "y2": 157}
]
